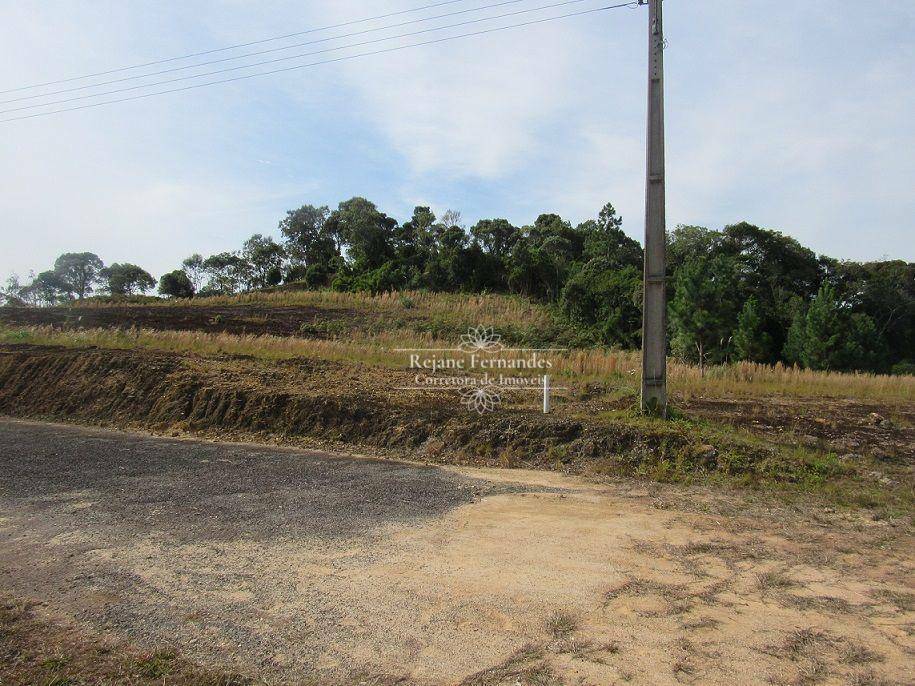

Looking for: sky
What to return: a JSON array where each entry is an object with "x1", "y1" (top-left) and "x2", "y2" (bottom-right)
[{"x1": 1, "y1": 0, "x2": 913, "y2": 283}]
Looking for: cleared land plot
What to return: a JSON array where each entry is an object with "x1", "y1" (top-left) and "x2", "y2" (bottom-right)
[
  {"x1": 1, "y1": 343, "x2": 912, "y2": 519},
  {"x1": 1, "y1": 420, "x2": 912, "y2": 685}
]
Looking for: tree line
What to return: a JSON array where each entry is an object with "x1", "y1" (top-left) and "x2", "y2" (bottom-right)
[{"x1": 3, "y1": 196, "x2": 912, "y2": 375}]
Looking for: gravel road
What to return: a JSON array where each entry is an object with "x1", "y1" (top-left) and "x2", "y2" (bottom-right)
[
  {"x1": 2, "y1": 418, "x2": 911, "y2": 685},
  {"x1": 0, "y1": 417, "x2": 513, "y2": 543},
  {"x1": 0, "y1": 418, "x2": 532, "y2": 681}
]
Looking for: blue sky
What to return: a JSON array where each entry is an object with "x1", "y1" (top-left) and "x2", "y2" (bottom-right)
[{"x1": 1, "y1": 0, "x2": 913, "y2": 283}]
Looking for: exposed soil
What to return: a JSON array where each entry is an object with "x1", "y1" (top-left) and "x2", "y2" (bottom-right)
[
  {"x1": 685, "y1": 397, "x2": 915, "y2": 464},
  {"x1": 0, "y1": 344, "x2": 912, "y2": 516},
  {"x1": 1, "y1": 420, "x2": 912, "y2": 685},
  {"x1": 0, "y1": 304, "x2": 365, "y2": 338}
]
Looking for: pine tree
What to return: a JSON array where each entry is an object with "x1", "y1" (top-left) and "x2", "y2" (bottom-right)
[
  {"x1": 733, "y1": 297, "x2": 772, "y2": 362},
  {"x1": 782, "y1": 298, "x2": 807, "y2": 366},
  {"x1": 669, "y1": 255, "x2": 740, "y2": 374},
  {"x1": 801, "y1": 284, "x2": 846, "y2": 370}
]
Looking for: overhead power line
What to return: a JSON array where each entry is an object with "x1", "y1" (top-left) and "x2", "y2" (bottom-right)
[
  {"x1": 0, "y1": 0, "x2": 630, "y2": 116},
  {"x1": 0, "y1": 0, "x2": 475, "y2": 95},
  {"x1": 1, "y1": 2, "x2": 639, "y2": 124},
  {"x1": 0, "y1": 0, "x2": 540, "y2": 105}
]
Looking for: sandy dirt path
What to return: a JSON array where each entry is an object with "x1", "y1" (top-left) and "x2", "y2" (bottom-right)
[{"x1": 0, "y1": 418, "x2": 912, "y2": 685}]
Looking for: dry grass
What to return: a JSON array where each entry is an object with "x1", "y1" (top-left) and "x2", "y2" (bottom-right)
[
  {"x1": 0, "y1": 597, "x2": 255, "y2": 686},
  {"x1": 460, "y1": 644, "x2": 560, "y2": 686},
  {"x1": 605, "y1": 577, "x2": 685, "y2": 602},
  {"x1": 563, "y1": 347, "x2": 914, "y2": 401},
  {"x1": 78, "y1": 289, "x2": 558, "y2": 331},
  {"x1": 779, "y1": 628, "x2": 835, "y2": 661},
  {"x1": 3, "y1": 323, "x2": 913, "y2": 403},
  {"x1": 545, "y1": 611, "x2": 579, "y2": 640},
  {"x1": 1, "y1": 324, "x2": 405, "y2": 367},
  {"x1": 57, "y1": 288, "x2": 915, "y2": 401},
  {"x1": 780, "y1": 594, "x2": 855, "y2": 615},
  {"x1": 839, "y1": 643, "x2": 884, "y2": 665},
  {"x1": 755, "y1": 568, "x2": 799, "y2": 593}
]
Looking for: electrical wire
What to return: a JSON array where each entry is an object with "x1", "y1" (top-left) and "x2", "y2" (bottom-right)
[
  {"x1": 0, "y1": 0, "x2": 629, "y2": 115},
  {"x1": 0, "y1": 0, "x2": 537, "y2": 105},
  {"x1": 0, "y1": 0, "x2": 475, "y2": 94},
  {"x1": 4, "y1": 0, "x2": 619, "y2": 114},
  {"x1": 0, "y1": 2, "x2": 640, "y2": 124}
]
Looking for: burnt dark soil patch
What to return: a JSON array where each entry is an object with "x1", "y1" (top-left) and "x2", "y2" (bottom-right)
[
  {"x1": 0, "y1": 304, "x2": 363, "y2": 338},
  {"x1": 683, "y1": 398, "x2": 915, "y2": 463},
  {"x1": 0, "y1": 344, "x2": 911, "y2": 515}
]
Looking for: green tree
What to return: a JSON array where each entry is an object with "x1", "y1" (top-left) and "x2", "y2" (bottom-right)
[
  {"x1": 101, "y1": 263, "x2": 155, "y2": 296},
  {"x1": 158, "y1": 270, "x2": 195, "y2": 298},
  {"x1": 581, "y1": 203, "x2": 642, "y2": 268},
  {"x1": 395, "y1": 206, "x2": 437, "y2": 285},
  {"x1": 419, "y1": 225, "x2": 488, "y2": 292},
  {"x1": 669, "y1": 254, "x2": 740, "y2": 373},
  {"x1": 349, "y1": 261, "x2": 409, "y2": 294},
  {"x1": 667, "y1": 225, "x2": 719, "y2": 274},
  {"x1": 201, "y1": 252, "x2": 246, "y2": 295},
  {"x1": 507, "y1": 214, "x2": 582, "y2": 301},
  {"x1": 721, "y1": 222, "x2": 823, "y2": 359},
  {"x1": 781, "y1": 297, "x2": 807, "y2": 366},
  {"x1": 20, "y1": 271, "x2": 66, "y2": 306},
  {"x1": 470, "y1": 218, "x2": 519, "y2": 261},
  {"x1": 801, "y1": 284, "x2": 846, "y2": 370},
  {"x1": 843, "y1": 313, "x2": 884, "y2": 372},
  {"x1": 1, "y1": 274, "x2": 24, "y2": 306},
  {"x1": 181, "y1": 254, "x2": 206, "y2": 292},
  {"x1": 733, "y1": 297, "x2": 772, "y2": 362},
  {"x1": 326, "y1": 197, "x2": 397, "y2": 271},
  {"x1": 279, "y1": 205, "x2": 336, "y2": 272},
  {"x1": 560, "y1": 260, "x2": 642, "y2": 348},
  {"x1": 829, "y1": 259, "x2": 912, "y2": 372},
  {"x1": 53, "y1": 252, "x2": 104, "y2": 300},
  {"x1": 800, "y1": 283, "x2": 884, "y2": 371},
  {"x1": 241, "y1": 234, "x2": 286, "y2": 290}
]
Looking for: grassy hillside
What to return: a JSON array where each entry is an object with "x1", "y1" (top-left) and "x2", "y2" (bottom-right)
[{"x1": 2, "y1": 289, "x2": 913, "y2": 401}]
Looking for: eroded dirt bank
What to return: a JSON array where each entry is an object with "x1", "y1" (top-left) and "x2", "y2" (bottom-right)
[
  {"x1": 1, "y1": 344, "x2": 912, "y2": 494},
  {"x1": 0, "y1": 420, "x2": 912, "y2": 685}
]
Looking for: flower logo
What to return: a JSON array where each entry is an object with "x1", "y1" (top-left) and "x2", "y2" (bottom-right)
[
  {"x1": 460, "y1": 325, "x2": 503, "y2": 353},
  {"x1": 461, "y1": 386, "x2": 502, "y2": 415}
]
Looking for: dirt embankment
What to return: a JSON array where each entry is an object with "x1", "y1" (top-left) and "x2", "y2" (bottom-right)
[
  {"x1": 1, "y1": 344, "x2": 912, "y2": 496},
  {"x1": 0, "y1": 344, "x2": 657, "y2": 472}
]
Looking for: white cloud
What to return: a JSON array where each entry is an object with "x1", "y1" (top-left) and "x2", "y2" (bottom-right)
[
  {"x1": 0, "y1": 0, "x2": 912, "y2": 281},
  {"x1": 298, "y1": 0, "x2": 614, "y2": 179},
  {"x1": 0, "y1": 2, "x2": 313, "y2": 280}
]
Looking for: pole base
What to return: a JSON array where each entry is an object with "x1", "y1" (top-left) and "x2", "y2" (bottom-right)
[{"x1": 640, "y1": 391, "x2": 668, "y2": 418}]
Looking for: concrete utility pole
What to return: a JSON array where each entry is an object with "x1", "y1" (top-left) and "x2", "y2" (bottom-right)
[{"x1": 640, "y1": 0, "x2": 668, "y2": 415}]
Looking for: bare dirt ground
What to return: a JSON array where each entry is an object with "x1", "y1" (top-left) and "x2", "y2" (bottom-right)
[
  {"x1": 2, "y1": 341, "x2": 913, "y2": 539},
  {"x1": 1, "y1": 419, "x2": 912, "y2": 685},
  {"x1": 0, "y1": 304, "x2": 362, "y2": 338}
]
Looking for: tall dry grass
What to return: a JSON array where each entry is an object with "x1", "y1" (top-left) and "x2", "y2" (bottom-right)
[
  {"x1": 3, "y1": 324, "x2": 912, "y2": 402},
  {"x1": 74, "y1": 290, "x2": 556, "y2": 334},
  {"x1": 556, "y1": 347, "x2": 914, "y2": 401}
]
